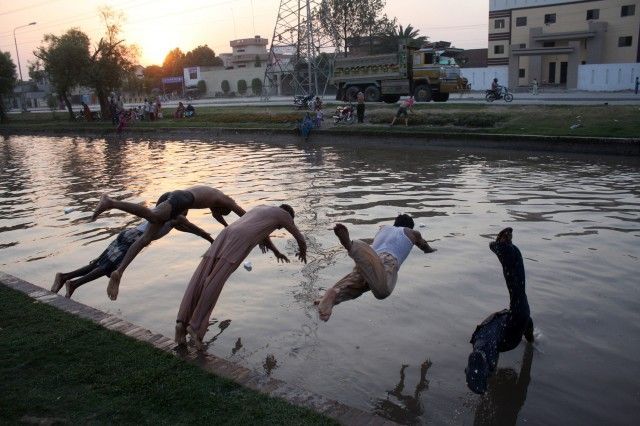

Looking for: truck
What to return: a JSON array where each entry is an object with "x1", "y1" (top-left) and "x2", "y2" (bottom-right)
[{"x1": 331, "y1": 44, "x2": 467, "y2": 103}]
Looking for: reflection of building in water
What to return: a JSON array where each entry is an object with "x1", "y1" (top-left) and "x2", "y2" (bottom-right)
[
  {"x1": 374, "y1": 360, "x2": 432, "y2": 425},
  {"x1": 473, "y1": 345, "x2": 534, "y2": 426}
]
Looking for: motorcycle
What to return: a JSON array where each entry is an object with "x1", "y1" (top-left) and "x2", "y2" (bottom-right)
[
  {"x1": 332, "y1": 104, "x2": 355, "y2": 124},
  {"x1": 485, "y1": 87, "x2": 513, "y2": 102},
  {"x1": 294, "y1": 94, "x2": 315, "y2": 110}
]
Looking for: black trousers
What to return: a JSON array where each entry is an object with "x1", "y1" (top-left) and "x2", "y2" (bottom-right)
[{"x1": 356, "y1": 104, "x2": 365, "y2": 123}]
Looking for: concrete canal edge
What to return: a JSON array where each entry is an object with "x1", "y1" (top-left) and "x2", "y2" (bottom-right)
[
  {"x1": 2, "y1": 126, "x2": 639, "y2": 156},
  {"x1": 0, "y1": 271, "x2": 396, "y2": 426}
]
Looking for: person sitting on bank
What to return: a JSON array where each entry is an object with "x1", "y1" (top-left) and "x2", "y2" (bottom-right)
[
  {"x1": 185, "y1": 103, "x2": 195, "y2": 117},
  {"x1": 465, "y1": 227, "x2": 534, "y2": 395},
  {"x1": 175, "y1": 102, "x2": 185, "y2": 118},
  {"x1": 315, "y1": 214, "x2": 435, "y2": 322},
  {"x1": 390, "y1": 97, "x2": 415, "y2": 127},
  {"x1": 81, "y1": 102, "x2": 93, "y2": 122}
]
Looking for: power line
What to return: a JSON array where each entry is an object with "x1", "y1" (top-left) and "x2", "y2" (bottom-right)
[{"x1": 0, "y1": 0, "x2": 63, "y2": 17}]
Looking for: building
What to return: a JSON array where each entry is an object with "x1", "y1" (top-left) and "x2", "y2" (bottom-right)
[
  {"x1": 183, "y1": 36, "x2": 269, "y2": 97},
  {"x1": 488, "y1": 0, "x2": 640, "y2": 90},
  {"x1": 227, "y1": 36, "x2": 269, "y2": 69}
]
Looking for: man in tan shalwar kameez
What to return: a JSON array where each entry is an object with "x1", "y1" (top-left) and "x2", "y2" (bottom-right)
[{"x1": 175, "y1": 204, "x2": 307, "y2": 349}]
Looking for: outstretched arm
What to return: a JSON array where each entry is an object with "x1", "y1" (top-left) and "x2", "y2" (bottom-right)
[
  {"x1": 259, "y1": 237, "x2": 289, "y2": 263},
  {"x1": 172, "y1": 215, "x2": 213, "y2": 243},
  {"x1": 405, "y1": 229, "x2": 436, "y2": 253},
  {"x1": 283, "y1": 219, "x2": 307, "y2": 263}
]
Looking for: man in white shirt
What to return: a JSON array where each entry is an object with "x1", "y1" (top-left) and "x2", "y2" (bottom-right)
[{"x1": 315, "y1": 214, "x2": 435, "y2": 321}]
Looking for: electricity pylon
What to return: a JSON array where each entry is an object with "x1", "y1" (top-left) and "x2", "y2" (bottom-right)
[{"x1": 263, "y1": 0, "x2": 337, "y2": 100}]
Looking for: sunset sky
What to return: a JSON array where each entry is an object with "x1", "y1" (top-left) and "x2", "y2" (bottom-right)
[{"x1": 0, "y1": 0, "x2": 488, "y2": 78}]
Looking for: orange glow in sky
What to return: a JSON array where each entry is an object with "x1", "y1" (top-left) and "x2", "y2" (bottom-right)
[{"x1": 0, "y1": 0, "x2": 488, "y2": 77}]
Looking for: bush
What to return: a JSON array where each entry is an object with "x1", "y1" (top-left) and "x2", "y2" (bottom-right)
[
  {"x1": 197, "y1": 80, "x2": 207, "y2": 95},
  {"x1": 237, "y1": 79, "x2": 247, "y2": 95},
  {"x1": 221, "y1": 80, "x2": 230, "y2": 94},
  {"x1": 251, "y1": 78, "x2": 262, "y2": 96}
]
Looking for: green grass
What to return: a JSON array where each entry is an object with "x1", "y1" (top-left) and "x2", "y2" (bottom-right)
[
  {"x1": 0, "y1": 285, "x2": 335, "y2": 425},
  {"x1": 3, "y1": 104, "x2": 639, "y2": 138}
]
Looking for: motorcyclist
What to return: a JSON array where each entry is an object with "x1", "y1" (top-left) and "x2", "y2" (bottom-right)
[{"x1": 490, "y1": 78, "x2": 502, "y2": 99}]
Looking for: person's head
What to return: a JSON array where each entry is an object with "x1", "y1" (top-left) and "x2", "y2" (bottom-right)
[
  {"x1": 393, "y1": 214, "x2": 414, "y2": 229},
  {"x1": 465, "y1": 351, "x2": 489, "y2": 395},
  {"x1": 493, "y1": 78, "x2": 498, "y2": 83},
  {"x1": 279, "y1": 204, "x2": 295, "y2": 219},
  {"x1": 496, "y1": 227, "x2": 513, "y2": 244}
]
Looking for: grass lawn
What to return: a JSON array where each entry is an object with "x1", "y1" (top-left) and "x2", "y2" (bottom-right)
[
  {"x1": 2, "y1": 103, "x2": 639, "y2": 138},
  {"x1": 0, "y1": 285, "x2": 335, "y2": 425}
]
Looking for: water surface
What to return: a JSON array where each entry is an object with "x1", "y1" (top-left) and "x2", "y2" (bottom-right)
[{"x1": 1, "y1": 134, "x2": 639, "y2": 425}]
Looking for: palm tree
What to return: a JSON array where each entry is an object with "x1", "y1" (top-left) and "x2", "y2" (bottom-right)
[{"x1": 391, "y1": 24, "x2": 427, "y2": 47}]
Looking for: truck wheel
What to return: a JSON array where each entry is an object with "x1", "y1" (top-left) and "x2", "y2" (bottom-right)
[
  {"x1": 364, "y1": 86, "x2": 381, "y2": 102},
  {"x1": 433, "y1": 93, "x2": 450, "y2": 102},
  {"x1": 382, "y1": 95, "x2": 401, "y2": 104},
  {"x1": 414, "y1": 85, "x2": 432, "y2": 102},
  {"x1": 345, "y1": 86, "x2": 360, "y2": 102}
]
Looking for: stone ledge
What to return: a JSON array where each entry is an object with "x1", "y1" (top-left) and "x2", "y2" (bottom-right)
[{"x1": 0, "y1": 271, "x2": 395, "y2": 426}]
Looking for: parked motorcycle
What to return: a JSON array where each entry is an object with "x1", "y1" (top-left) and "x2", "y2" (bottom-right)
[
  {"x1": 333, "y1": 104, "x2": 355, "y2": 124},
  {"x1": 485, "y1": 87, "x2": 513, "y2": 102},
  {"x1": 294, "y1": 94, "x2": 315, "y2": 110}
]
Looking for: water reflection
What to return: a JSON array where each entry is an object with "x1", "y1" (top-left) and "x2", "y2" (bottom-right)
[
  {"x1": 374, "y1": 360, "x2": 432, "y2": 425},
  {"x1": 472, "y1": 345, "x2": 533, "y2": 426},
  {"x1": 1, "y1": 135, "x2": 639, "y2": 425}
]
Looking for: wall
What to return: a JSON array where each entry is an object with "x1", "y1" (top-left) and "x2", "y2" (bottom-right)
[
  {"x1": 184, "y1": 66, "x2": 266, "y2": 96},
  {"x1": 577, "y1": 63, "x2": 639, "y2": 90},
  {"x1": 461, "y1": 66, "x2": 509, "y2": 90}
]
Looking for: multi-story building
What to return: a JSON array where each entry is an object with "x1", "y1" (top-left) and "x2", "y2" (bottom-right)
[
  {"x1": 227, "y1": 36, "x2": 269, "y2": 69},
  {"x1": 488, "y1": 0, "x2": 639, "y2": 90}
]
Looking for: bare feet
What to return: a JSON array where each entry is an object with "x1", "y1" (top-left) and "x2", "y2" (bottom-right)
[
  {"x1": 64, "y1": 280, "x2": 76, "y2": 298},
  {"x1": 315, "y1": 288, "x2": 337, "y2": 322},
  {"x1": 175, "y1": 322, "x2": 187, "y2": 346},
  {"x1": 91, "y1": 194, "x2": 113, "y2": 222},
  {"x1": 51, "y1": 273, "x2": 65, "y2": 293},
  {"x1": 187, "y1": 325, "x2": 205, "y2": 351},
  {"x1": 333, "y1": 224, "x2": 352, "y2": 252},
  {"x1": 107, "y1": 270, "x2": 121, "y2": 300}
]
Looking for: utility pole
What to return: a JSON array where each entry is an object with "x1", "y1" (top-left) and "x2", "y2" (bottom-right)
[{"x1": 263, "y1": 0, "x2": 336, "y2": 100}]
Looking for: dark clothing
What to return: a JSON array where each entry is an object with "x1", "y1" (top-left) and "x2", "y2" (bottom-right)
[
  {"x1": 356, "y1": 104, "x2": 365, "y2": 123},
  {"x1": 396, "y1": 106, "x2": 408, "y2": 118},
  {"x1": 164, "y1": 190, "x2": 195, "y2": 219},
  {"x1": 94, "y1": 228, "x2": 144, "y2": 276},
  {"x1": 470, "y1": 241, "x2": 533, "y2": 371}
]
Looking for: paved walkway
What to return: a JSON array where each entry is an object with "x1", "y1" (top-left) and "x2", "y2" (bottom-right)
[{"x1": 0, "y1": 271, "x2": 395, "y2": 426}]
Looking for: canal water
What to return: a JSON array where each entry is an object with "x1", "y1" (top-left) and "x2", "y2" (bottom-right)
[{"x1": 1, "y1": 134, "x2": 638, "y2": 425}]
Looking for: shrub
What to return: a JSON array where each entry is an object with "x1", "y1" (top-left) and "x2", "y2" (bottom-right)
[
  {"x1": 237, "y1": 79, "x2": 247, "y2": 95},
  {"x1": 251, "y1": 78, "x2": 263, "y2": 96},
  {"x1": 221, "y1": 80, "x2": 230, "y2": 94},
  {"x1": 197, "y1": 80, "x2": 207, "y2": 95}
]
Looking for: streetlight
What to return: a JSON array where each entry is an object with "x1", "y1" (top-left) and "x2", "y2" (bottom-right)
[
  {"x1": 13, "y1": 22, "x2": 36, "y2": 81},
  {"x1": 13, "y1": 22, "x2": 36, "y2": 111}
]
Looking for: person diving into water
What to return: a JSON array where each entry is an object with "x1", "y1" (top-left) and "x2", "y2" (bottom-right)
[{"x1": 466, "y1": 227, "x2": 534, "y2": 394}]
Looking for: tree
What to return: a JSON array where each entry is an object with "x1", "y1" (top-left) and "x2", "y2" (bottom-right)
[
  {"x1": 163, "y1": 48, "x2": 185, "y2": 77},
  {"x1": 319, "y1": 0, "x2": 389, "y2": 56},
  {"x1": 143, "y1": 65, "x2": 163, "y2": 93},
  {"x1": 389, "y1": 24, "x2": 427, "y2": 47},
  {"x1": 34, "y1": 28, "x2": 90, "y2": 120},
  {"x1": 251, "y1": 78, "x2": 262, "y2": 96},
  {"x1": 184, "y1": 45, "x2": 222, "y2": 67},
  {"x1": 0, "y1": 51, "x2": 17, "y2": 123},
  {"x1": 221, "y1": 80, "x2": 230, "y2": 94},
  {"x1": 197, "y1": 80, "x2": 207, "y2": 95},
  {"x1": 237, "y1": 79, "x2": 247, "y2": 95}
]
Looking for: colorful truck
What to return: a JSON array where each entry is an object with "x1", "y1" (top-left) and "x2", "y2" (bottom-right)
[{"x1": 332, "y1": 44, "x2": 467, "y2": 103}]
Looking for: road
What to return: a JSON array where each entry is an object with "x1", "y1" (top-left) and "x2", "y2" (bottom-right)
[{"x1": 8, "y1": 91, "x2": 640, "y2": 115}]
